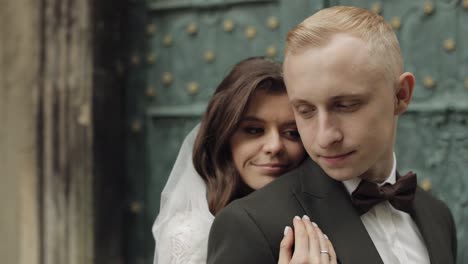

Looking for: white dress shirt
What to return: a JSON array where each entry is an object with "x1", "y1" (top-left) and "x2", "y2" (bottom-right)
[{"x1": 342, "y1": 154, "x2": 430, "y2": 264}]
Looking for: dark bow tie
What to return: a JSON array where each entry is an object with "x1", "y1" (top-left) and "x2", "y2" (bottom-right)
[{"x1": 351, "y1": 172, "x2": 417, "y2": 215}]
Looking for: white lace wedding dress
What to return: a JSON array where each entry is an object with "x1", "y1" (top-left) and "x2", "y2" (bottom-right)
[
  {"x1": 156, "y1": 211, "x2": 214, "y2": 264},
  {"x1": 152, "y1": 125, "x2": 215, "y2": 264}
]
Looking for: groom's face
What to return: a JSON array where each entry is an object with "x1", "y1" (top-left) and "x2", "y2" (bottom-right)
[{"x1": 284, "y1": 34, "x2": 398, "y2": 182}]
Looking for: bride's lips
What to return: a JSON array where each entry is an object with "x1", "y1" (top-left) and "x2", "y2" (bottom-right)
[
  {"x1": 253, "y1": 163, "x2": 289, "y2": 174},
  {"x1": 319, "y1": 151, "x2": 355, "y2": 166}
]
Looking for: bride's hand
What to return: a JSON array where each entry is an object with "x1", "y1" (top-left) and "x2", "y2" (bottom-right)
[{"x1": 278, "y1": 215, "x2": 337, "y2": 264}]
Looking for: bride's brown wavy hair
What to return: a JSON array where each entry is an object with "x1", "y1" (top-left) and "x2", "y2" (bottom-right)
[{"x1": 193, "y1": 57, "x2": 287, "y2": 215}]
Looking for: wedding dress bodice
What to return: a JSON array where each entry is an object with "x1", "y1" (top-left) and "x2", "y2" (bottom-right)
[{"x1": 156, "y1": 211, "x2": 214, "y2": 264}]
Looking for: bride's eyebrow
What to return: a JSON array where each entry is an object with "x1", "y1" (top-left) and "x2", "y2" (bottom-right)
[
  {"x1": 282, "y1": 120, "x2": 297, "y2": 127},
  {"x1": 241, "y1": 116, "x2": 264, "y2": 123}
]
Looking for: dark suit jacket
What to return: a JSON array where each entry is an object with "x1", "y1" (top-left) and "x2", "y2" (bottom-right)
[{"x1": 207, "y1": 158, "x2": 457, "y2": 264}]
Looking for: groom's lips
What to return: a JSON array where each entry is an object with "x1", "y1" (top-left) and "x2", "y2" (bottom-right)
[{"x1": 319, "y1": 151, "x2": 356, "y2": 166}]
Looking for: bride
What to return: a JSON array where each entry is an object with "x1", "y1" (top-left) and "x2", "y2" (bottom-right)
[{"x1": 152, "y1": 57, "x2": 337, "y2": 264}]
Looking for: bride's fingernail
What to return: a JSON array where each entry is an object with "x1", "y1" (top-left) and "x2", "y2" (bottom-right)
[
  {"x1": 302, "y1": 215, "x2": 310, "y2": 221},
  {"x1": 294, "y1": 215, "x2": 301, "y2": 220},
  {"x1": 324, "y1": 234, "x2": 329, "y2": 240},
  {"x1": 311, "y1": 222, "x2": 318, "y2": 227},
  {"x1": 284, "y1": 226, "x2": 291, "y2": 236}
]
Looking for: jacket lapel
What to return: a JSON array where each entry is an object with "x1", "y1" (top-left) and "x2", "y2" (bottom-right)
[
  {"x1": 410, "y1": 188, "x2": 453, "y2": 264},
  {"x1": 293, "y1": 160, "x2": 383, "y2": 264}
]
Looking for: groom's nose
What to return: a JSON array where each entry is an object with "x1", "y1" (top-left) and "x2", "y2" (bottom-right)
[{"x1": 316, "y1": 113, "x2": 343, "y2": 149}]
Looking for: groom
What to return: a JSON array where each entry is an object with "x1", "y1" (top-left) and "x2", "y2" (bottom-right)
[{"x1": 207, "y1": 6, "x2": 457, "y2": 264}]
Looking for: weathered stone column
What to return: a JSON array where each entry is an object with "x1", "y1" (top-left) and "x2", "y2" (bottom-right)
[
  {"x1": 38, "y1": 0, "x2": 94, "y2": 263},
  {"x1": 0, "y1": 0, "x2": 40, "y2": 264}
]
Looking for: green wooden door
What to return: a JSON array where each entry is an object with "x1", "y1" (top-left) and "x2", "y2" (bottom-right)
[
  {"x1": 330, "y1": 1, "x2": 468, "y2": 262},
  {"x1": 125, "y1": 1, "x2": 468, "y2": 263},
  {"x1": 125, "y1": 1, "x2": 326, "y2": 263}
]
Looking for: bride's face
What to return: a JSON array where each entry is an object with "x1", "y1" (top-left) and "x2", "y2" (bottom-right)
[{"x1": 229, "y1": 89, "x2": 306, "y2": 190}]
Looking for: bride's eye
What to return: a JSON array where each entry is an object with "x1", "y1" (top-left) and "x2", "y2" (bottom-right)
[
  {"x1": 243, "y1": 127, "x2": 264, "y2": 135},
  {"x1": 283, "y1": 130, "x2": 300, "y2": 140}
]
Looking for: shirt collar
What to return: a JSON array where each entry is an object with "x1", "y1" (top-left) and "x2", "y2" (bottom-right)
[{"x1": 343, "y1": 153, "x2": 396, "y2": 195}]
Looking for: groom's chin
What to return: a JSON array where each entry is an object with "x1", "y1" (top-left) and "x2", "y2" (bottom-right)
[{"x1": 319, "y1": 166, "x2": 361, "y2": 182}]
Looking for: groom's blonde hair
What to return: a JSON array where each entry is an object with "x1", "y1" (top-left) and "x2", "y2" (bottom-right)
[{"x1": 285, "y1": 6, "x2": 403, "y2": 82}]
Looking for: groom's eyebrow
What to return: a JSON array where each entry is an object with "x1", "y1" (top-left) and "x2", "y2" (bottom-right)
[{"x1": 290, "y1": 99, "x2": 310, "y2": 106}]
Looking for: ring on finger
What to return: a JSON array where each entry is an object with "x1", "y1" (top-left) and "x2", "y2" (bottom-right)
[{"x1": 320, "y1": 250, "x2": 331, "y2": 260}]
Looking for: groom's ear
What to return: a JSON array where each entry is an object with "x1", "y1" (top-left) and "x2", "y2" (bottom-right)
[{"x1": 394, "y1": 72, "x2": 415, "y2": 115}]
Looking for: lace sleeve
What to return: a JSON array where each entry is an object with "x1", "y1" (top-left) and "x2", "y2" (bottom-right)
[{"x1": 155, "y1": 212, "x2": 213, "y2": 264}]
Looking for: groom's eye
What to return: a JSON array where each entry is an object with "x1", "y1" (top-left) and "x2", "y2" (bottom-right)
[
  {"x1": 334, "y1": 101, "x2": 360, "y2": 112},
  {"x1": 295, "y1": 105, "x2": 315, "y2": 118}
]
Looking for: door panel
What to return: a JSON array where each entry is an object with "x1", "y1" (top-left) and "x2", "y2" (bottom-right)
[
  {"x1": 126, "y1": 1, "x2": 325, "y2": 263},
  {"x1": 335, "y1": 1, "x2": 468, "y2": 262},
  {"x1": 126, "y1": 1, "x2": 467, "y2": 263},
  {"x1": 146, "y1": 116, "x2": 200, "y2": 232}
]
